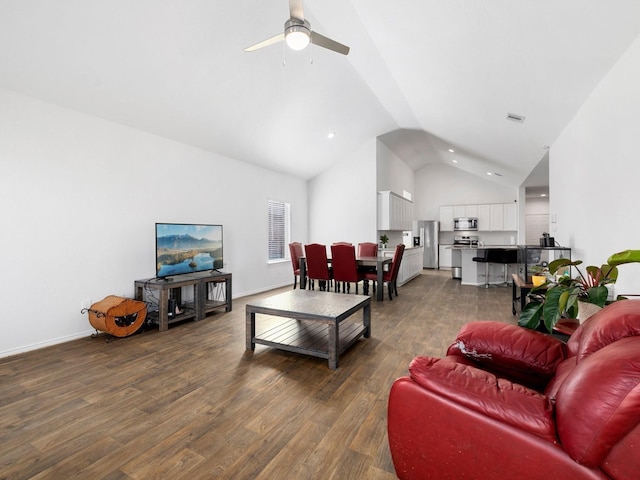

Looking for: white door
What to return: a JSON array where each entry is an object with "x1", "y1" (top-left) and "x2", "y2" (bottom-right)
[{"x1": 525, "y1": 214, "x2": 549, "y2": 245}]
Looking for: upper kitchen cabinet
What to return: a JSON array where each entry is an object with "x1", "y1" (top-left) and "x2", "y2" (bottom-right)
[
  {"x1": 452, "y1": 205, "x2": 478, "y2": 218},
  {"x1": 378, "y1": 191, "x2": 414, "y2": 230},
  {"x1": 442, "y1": 203, "x2": 517, "y2": 231},
  {"x1": 477, "y1": 204, "x2": 491, "y2": 231},
  {"x1": 442, "y1": 205, "x2": 479, "y2": 231},
  {"x1": 490, "y1": 204, "x2": 505, "y2": 230},
  {"x1": 503, "y1": 203, "x2": 517, "y2": 231},
  {"x1": 486, "y1": 203, "x2": 517, "y2": 231}
]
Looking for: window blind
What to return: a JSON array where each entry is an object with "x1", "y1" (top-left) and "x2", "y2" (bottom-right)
[{"x1": 268, "y1": 200, "x2": 290, "y2": 261}]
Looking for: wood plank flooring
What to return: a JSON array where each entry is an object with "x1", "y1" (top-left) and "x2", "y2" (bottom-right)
[{"x1": 0, "y1": 270, "x2": 515, "y2": 479}]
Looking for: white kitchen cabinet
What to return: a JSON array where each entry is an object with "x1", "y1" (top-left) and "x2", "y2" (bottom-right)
[
  {"x1": 490, "y1": 204, "x2": 504, "y2": 230},
  {"x1": 453, "y1": 205, "x2": 466, "y2": 218},
  {"x1": 465, "y1": 204, "x2": 478, "y2": 217},
  {"x1": 439, "y1": 245, "x2": 453, "y2": 269},
  {"x1": 397, "y1": 247, "x2": 424, "y2": 285},
  {"x1": 378, "y1": 191, "x2": 414, "y2": 230},
  {"x1": 452, "y1": 204, "x2": 477, "y2": 218},
  {"x1": 439, "y1": 206, "x2": 454, "y2": 231},
  {"x1": 477, "y1": 204, "x2": 491, "y2": 231},
  {"x1": 443, "y1": 202, "x2": 517, "y2": 231},
  {"x1": 489, "y1": 203, "x2": 517, "y2": 231}
]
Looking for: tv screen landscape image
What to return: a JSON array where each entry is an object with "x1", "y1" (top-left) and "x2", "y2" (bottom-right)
[{"x1": 155, "y1": 223, "x2": 223, "y2": 278}]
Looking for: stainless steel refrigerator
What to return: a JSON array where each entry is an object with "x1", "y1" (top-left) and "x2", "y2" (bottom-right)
[{"x1": 413, "y1": 220, "x2": 439, "y2": 268}]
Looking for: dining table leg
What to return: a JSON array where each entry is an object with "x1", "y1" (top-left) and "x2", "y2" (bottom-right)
[
  {"x1": 299, "y1": 258, "x2": 307, "y2": 289},
  {"x1": 376, "y1": 259, "x2": 384, "y2": 301}
]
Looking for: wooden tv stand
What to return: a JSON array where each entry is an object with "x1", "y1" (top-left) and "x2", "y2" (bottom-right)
[{"x1": 134, "y1": 271, "x2": 232, "y2": 332}]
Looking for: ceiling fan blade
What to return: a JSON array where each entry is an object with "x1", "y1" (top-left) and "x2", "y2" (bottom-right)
[
  {"x1": 244, "y1": 33, "x2": 285, "y2": 52},
  {"x1": 289, "y1": 0, "x2": 304, "y2": 20},
  {"x1": 310, "y1": 31, "x2": 350, "y2": 56}
]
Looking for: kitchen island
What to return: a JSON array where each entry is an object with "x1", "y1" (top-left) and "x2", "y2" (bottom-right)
[
  {"x1": 380, "y1": 246, "x2": 424, "y2": 285},
  {"x1": 450, "y1": 246, "x2": 518, "y2": 286}
]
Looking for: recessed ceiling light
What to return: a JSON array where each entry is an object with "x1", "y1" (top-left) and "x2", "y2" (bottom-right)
[
  {"x1": 327, "y1": 132, "x2": 336, "y2": 139},
  {"x1": 448, "y1": 148, "x2": 455, "y2": 153},
  {"x1": 452, "y1": 159, "x2": 458, "y2": 164},
  {"x1": 541, "y1": 193, "x2": 547, "y2": 197},
  {"x1": 486, "y1": 172, "x2": 493, "y2": 176}
]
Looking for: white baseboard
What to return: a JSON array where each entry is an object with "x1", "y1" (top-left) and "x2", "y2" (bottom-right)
[
  {"x1": 0, "y1": 329, "x2": 96, "y2": 359},
  {"x1": 1, "y1": 283, "x2": 295, "y2": 359}
]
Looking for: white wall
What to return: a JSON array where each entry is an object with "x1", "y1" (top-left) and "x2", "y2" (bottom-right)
[
  {"x1": 524, "y1": 196, "x2": 550, "y2": 215},
  {"x1": 308, "y1": 139, "x2": 377, "y2": 247},
  {"x1": 551, "y1": 33, "x2": 640, "y2": 297},
  {"x1": 0, "y1": 88, "x2": 307, "y2": 357},
  {"x1": 375, "y1": 140, "x2": 415, "y2": 246},
  {"x1": 414, "y1": 163, "x2": 518, "y2": 220},
  {"x1": 376, "y1": 140, "x2": 415, "y2": 196}
]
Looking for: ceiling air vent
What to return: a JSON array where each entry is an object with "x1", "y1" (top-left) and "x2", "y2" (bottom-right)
[{"x1": 506, "y1": 112, "x2": 525, "y2": 123}]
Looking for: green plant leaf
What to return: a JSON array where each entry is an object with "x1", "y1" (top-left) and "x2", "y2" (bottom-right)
[
  {"x1": 549, "y1": 258, "x2": 582, "y2": 274},
  {"x1": 601, "y1": 264, "x2": 618, "y2": 282},
  {"x1": 586, "y1": 285, "x2": 609, "y2": 307},
  {"x1": 518, "y1": 301, "x2": 543, "y2": 329},
  {"x1": 543, "y1": 287, "x2": 566, "y2": 332},
  {"x1": 555, "y1": 276, "x2": 574, "y2": 287},
  {"x1": 607, "y1": 250, "x2": 640, "y2": 266},
  {"x1": 564, "y1": 288, "x2": 579, "y2": 316}
]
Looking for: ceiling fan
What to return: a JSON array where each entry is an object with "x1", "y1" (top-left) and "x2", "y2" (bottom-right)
[{"x1": 244, "y1": 0, "x2": 350, "y2": 56}]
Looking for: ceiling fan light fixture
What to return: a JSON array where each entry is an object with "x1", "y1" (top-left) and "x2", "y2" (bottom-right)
[{"x1": 285, "y1": 19, "x2": 311, "y2": 50}]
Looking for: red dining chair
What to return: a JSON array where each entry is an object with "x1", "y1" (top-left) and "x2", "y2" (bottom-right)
[
  {"x1": 288, "y1": 242, "x2": 304, "y2": 289},
  {"x1": 304, "y1": 243, "x2": 333, "y2": 291},
  {"x1": 358, "y1": 242, "x2": 379, "y2": 294},
  {"x1": 330, "y1": 244, "x2": 365, "y2": 294},
  {"x1": 365, "y1": 244, "x2": 405, "y2": 300},
  {"x1": 357, "y1": 242, "x2": 378, "y2": 257},
  {"x1": 332, "y1": 242, "x2": 353, "y2": 246}
]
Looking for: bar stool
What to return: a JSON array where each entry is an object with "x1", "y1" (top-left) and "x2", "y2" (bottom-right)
[
  {"x1": 472, "y1": 249, "x2": 490, "y2": 288},
  {"x1": 497, "y1": 249, "x2": 518, "y2": 286},
  {"x1": 472, "y1": 249, "x2": 504, "y2": 288}
]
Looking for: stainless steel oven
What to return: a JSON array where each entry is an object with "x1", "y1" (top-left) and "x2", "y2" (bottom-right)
[
  {"x1": 454, "y1": 217, "x2": 478, "y2": 231},
  {"x1": 454, "y1": 235, "x2": 479, "y2": 246}
]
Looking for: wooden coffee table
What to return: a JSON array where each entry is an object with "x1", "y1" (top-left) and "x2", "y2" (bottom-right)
[{"x1": 246, "y1": 289, "x2": 371, "y2": 369}]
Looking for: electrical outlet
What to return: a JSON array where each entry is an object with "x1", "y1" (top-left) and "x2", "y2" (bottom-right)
[{"x1": 81, "y1": 298, "x2": 92, "y2": 309}]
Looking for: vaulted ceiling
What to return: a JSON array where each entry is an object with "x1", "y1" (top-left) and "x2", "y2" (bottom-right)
[{"x1": 1, "y1": 0, "x2": 639, "y2": 188}]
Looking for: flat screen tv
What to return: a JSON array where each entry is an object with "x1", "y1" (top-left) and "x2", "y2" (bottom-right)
[{"x1": 155, "y1": 223, "x2": 223, "y2": 279}]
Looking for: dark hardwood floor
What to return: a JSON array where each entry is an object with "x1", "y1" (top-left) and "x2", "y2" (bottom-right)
[{"x1": 0, "y1": 270, "x2": 515, "y2": 479}]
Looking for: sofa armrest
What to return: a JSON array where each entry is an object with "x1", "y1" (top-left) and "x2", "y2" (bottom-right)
[
  {"x1": 447, "y1": 321, "x2": 568, "y2": 389},
  {"x1": 409, "y1": 356, "x2": 556, "y2": 441},
  {"x1": 388, "y1": 376, "x2": 603, "y2": 480}
]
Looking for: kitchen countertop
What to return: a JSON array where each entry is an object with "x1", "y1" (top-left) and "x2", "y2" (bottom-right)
[
  {"x1": 448, "y1": 245, "x2": 518, "y2": 250},
  {"x1": 380, "y1": 246, "x2": 423, "y2": 251}
]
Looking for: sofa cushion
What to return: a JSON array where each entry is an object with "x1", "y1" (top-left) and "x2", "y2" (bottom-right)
[
  {"x1": 556, "y1": 336, "x2": 640, "y2": 467},
  {"x1": 450, "y1": 321, "x2": 567, "y2": 388},
  {"x1": 568, "y1": 299, "x2": 640, "y2": 360},
  {"x1": 409, "y1": 355, "x2": 556, "y2": 442}
]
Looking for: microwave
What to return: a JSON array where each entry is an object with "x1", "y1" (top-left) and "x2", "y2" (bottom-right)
[{"x1": 454, "y1": 217, "x2": 478, "y2": 231}]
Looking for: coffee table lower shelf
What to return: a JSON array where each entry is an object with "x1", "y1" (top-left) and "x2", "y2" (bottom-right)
[
  {"x1": 253, "y1": 319, "x2": 367, "y2": 362},
  {"x1": 246, "y1": 290, "x2": 371, "y2": 369}
]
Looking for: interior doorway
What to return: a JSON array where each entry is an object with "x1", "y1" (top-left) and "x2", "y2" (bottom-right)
[{"x1": 522, "y1": 153, "x2": 550, "y2": 246}]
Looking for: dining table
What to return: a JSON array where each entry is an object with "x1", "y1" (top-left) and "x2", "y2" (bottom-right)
[{"x1": 298, "y1": 255, "x2": 392, "y2": 301}]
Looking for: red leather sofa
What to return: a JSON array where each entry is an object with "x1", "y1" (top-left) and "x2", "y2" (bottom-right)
[{"x1": 387, "y1": 300, "x2": 640, "y2": 479}]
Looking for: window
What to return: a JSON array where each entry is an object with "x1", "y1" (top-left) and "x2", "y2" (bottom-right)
[{"x1": 268, "y1": 200, "x2": 290, "y2": 261}]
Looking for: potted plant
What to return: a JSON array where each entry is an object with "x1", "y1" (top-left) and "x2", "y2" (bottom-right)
[
  {"x1": 380, "y1": 234, "x2": 389, "y2": 249},
  {"x1": 518, "y1": 249, "x2": 640, "y2": 332}
]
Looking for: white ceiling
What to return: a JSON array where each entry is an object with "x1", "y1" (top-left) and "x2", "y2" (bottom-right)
[{"x1": 1, "y1": 0, "x2": 639, "y2": 187}]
